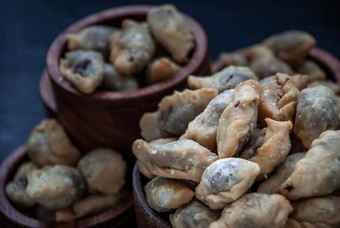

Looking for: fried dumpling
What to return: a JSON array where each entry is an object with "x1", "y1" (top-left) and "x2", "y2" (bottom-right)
[
  {"x1": 257, "y1": 152, "x2": 305, "y2": 194},
  {"x1": 188, "y1": 66, "x2": 258, "y2": 92},
  {"x1": 279, "y1": 130, "x2": 340, "y2": 200},
  {"x1": 217, "y1": 80, "x2": 262, "y2": 158},
  {"x1": 263, "y1": 30, "x2": 316, "y2": 65},
  {"x1": 146, "y1": 57, "x2": 181, "y2": 84},
  {"x1": 258, "y1": 73, "x2": 300, "y2": 124},
  {"x1": 66, "y1": 25, "x2": 117, "y2": 56},
  {"x1": 294, "y1": 86, "x2": 339, "y2": 148},
  {"x1": 239, "y1": 128, "x2": 266, "y2": 159},
  {"x1": 296, "y1": 60, "x2": 326, "y2": 82},
  {"x1": 210, "y1": 193, "x2": 292, "y2": 228},
  {"x1": 100, "y1": 63, "x2": 138, "y2": 91},
  {"x1": 248, "y1": 45, "x2": 294, "y2": 79},
  {"x1": 109, "y1": 19, "x2": 155, "y2": 75},
  {"x1": 59, "y1": 50, "x2": 105, "y2": 94},
  {"x1": 180, "y1": 89, "x2": 235, "y2": 151},
  {"x1": 195, "y1": 158, "x2": 260, "y2": 209},
  {"x1": 169, "y1": 200, "x2": 219, "y2": 228},
  {"x1": 249, "y1": 118, "x2": 293, "y2": 180},
  {"x1": 26, "y1": 119, "x2": 81, "y2": 167},
  {"x1": 133, "y1": 139, "x2": 217, "y2": 182},
  {"x1": 218, "y1": 52, "x2": 248, "y2": 67},
  {"x1": 147, "y1": 4, "x2": 194, "y2": 63},
  {"x1": 140, "y1": 88, "x2": 217, "y2": 141},
  {"x1": 290, "y1": 196, "x2": 340, "y2": 228},
  {"x1": 307, "y1": 80, "x2": 340, "y2": 94},
  {"x1": 145, "y1": 177, "x2": 194, "y2": 212}
]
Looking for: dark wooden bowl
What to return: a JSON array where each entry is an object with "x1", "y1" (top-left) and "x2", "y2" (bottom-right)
[
  {"x1": 0, "y1": 146, "x2": 135, "y2": 228},
  {"x1": 45, "y1": 5, "x2": 210, "y2": 161},
  {"x1": 132, "y1": 47, "x2": 340, "y2": 228},
  {"x1": 39, "y1": 69, "x2": 56, "y2": 118}
]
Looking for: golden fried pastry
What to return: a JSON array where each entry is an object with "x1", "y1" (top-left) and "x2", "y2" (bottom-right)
[
  {"x1": 294, "y1": 86, "x2": 339, "y2": 148},
  {"x1": 257, "y1": 152, "x2": 305, "y2": 194},
  {"x1": 146, "y1": 57, "x2": 181, "y2": 84},
  {"x1": 296, "y1": 60, "x2": 326, "y2": 82},
  {"x1": 26, "y1": 119, "x2": 81, "y2": 167},
  {"x1": 290, "y1": 196, "x2": 340, "y2": 228},
  {"x1": 77, "y1": 148, "x2": 126, "y2": 194},
  {"x1": 239, "y1": 128, "x2": 266, "y2": 159},
  {"x1": 307, "y1": 80, "x2": 340, "y2": 94},
  {"x1": 66, "y1": 25, "x2": 117, "y2": 56},
  {"x1": 5, "y1": 162, "x2": 38, "y2": 207},
  {"x1": 100, "y1": 63, "x2": 138, "y2": 91},
  {"x1": 188, "y1": 66, "x2": 258, "y2": 92},
  {"x1": 59, "y1": 50, "x2": 105, "y2": 94},
  {"x1": 248, "y1": 45, "x2": 294, "y2": 79},
  {"x1": 169, "y1": 200, "x2": 219, "y2": 228},
  {"x1": 291, "y1": 74, "x2": 310, "y2": 91},
  {"x1": 145, "y1": 177, "x2": 194, "y2": 212},
  {"x1": 195, "y1": 158, "x2": 260, "y2": 209},
  {"x1": 210, "y1": 193, "x2": 292, "y2": 228},
  {"x1": 249, "y1": 118, "x2": 293, "y2": 180},
  {"x1": 26, "y1": 165, "x2": 85, "y2": 210},
  {"x1": 263, "y1": 30, "x2": 316, "y2": 65},
  {"x1": 140, "y1": 88, "x2": 217, "y2": 141},
  {"x1": 284, "y1": 219, "x2": 331, "y2": 228},
  {"x1": 279, "y1": 130, "x2": 340, "y2": 200},
  {"x1": 217, "y1": 80, "x2": 262, "y2": 158},
  {"x1": 219, "y1": 52, "x2": 248, "y2": 66},
  {"x1": 147, "y1": 4, "x2": 194, "y2": 63},
  {"x1": 180, "y1": 89, "x2": 235, "y2": 151},
  {"x1": 132, "y1": 139, "x2": 217, "y2": 182},
  {"x1": 109, "y1": 19, "x2": 155, "y2": 75},
  {"x1": 258, "y1": 73, "x2": 300, "y2": 124}
]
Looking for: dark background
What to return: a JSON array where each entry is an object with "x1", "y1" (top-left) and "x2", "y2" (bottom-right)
[{"x1": 1, "y1": 0, "x2": 340, "y2": 163}]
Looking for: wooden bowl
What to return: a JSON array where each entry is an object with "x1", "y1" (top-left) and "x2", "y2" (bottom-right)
[
  {"x1": 132, "y1": 47, "x2": 340, "y2": 228},
  {"x1": 46, "y1": 5, "x2": 210, "y2": 161},
  {"x1": 39, "y1": 69, "x2": 56, "y2": 118},
  {"x1": 0, "y1": 146, "x2": 135, "y2": 228}
]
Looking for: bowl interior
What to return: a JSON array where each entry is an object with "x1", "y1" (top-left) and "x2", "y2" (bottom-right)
[
  {"x1": 0, "y1": 146, "x2": 135, "y2": 227},
  {"x1": 46, "y1": 5, "x2": 208, "y2": 103}
]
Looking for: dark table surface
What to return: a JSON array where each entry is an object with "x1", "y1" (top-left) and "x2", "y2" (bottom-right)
[{"x1": 1, "y1": 0, "x2": 340, "y2": 163}]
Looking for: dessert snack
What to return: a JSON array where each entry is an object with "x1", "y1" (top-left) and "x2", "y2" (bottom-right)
[
  {"x1": 257, "y1": 152, "x2": 306, "y2": 194},
  {"x1": 279, "y1": 130, "x2": 340, "y2": 200},
  {"x1": 146, "y1": 57, "x2": 181, "y2": 84},
  {"x1": 100, "y1": 63, "x2": 138, "y2": 91},
  {"x1": 147, "y1": 4, "x2": 194, "y2": 63},
  {"x1": 59, "y1": 50, "x2": 105, "y2": 94},
  {"x1": 140, "y1": 88, "x2": 217, "y2": 141},
  {"x1": 296, "y1": 60, "x2": 326, "y2": 81},
  {"x1": 77, "y1": 148, "x2": 126, "y2": 194},
  {"x1": 263, "y1": 30, "x2": 316, "y2": 65},
  {"x1": 109, "y1": 19, "x2": 155, "y2": 75},
  {"x1": 180, "y1": 89, "x2": 235, "y2": 151},
  {"x1": 133, "y1": 139, "x2": 217, "y2": 182},
  {"x1": 248, "y1": 45, "x2": 294, "y2": 79},
  {"x1": 5, "y1": 162, "x2": 38, "y2": 207},
  {"x1": 209, "y1": 193, "x2": 292, "y2": 228},
  {"x1": 218, "y1": 52, "x2": 248, "y2": 67},
  {"x1": 26, "y1": 119, "x2": 81, "y2": 167},
  {"x1": 66, "y1": 25, "x2": 117, "y2": 56},
  {"x1": 195, "y1": 158, "x2": 260, "y2": 209},
  {"x1": 239, "y1": 128, "x2": 266, "y2": 159},
  {"x1": 169, "y1": 200, "x2": 219, "y2": 228},
  {"x1": 294, "y1": 86, "x2": 339, "y2": 148},
  {"x1": 216, "y1": 80, "x2": 262, "y2": 158},
  {"x1": 145, "y1": 176, "x2": 194, "y2": 212},
  {"x1": 25, "y1": 165, "x2": 85, "y2": 210},
  {"x1": 188, "y1": 66, "x2": 258, "y2": 92}
]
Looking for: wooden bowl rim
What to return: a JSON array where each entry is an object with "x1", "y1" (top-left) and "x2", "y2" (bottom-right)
[
  {"x1": 46, "y1": 5, "x2": 208, "y2": 103},
  {"x1": 132, "y1": 162, "x2": 172, "y2": 228},
  {"x1": 0, "y1": 145, "x2": 134, "y2": 227}
]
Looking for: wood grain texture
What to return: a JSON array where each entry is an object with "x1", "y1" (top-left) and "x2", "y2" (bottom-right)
[
  {"x1": 0, "y1": 146, "x2": 136, "y2": 228},
  {"x1": 39, "y1": 69, "x2": 57, "y2": 118},
  {"x1": 45, "y1": 5, "x2": 210, "y2": 161}
]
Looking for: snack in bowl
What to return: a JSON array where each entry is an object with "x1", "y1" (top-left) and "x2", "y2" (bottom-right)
[
  {"x1": 4, "y1": 119, "x2": 128, "y2": 223},
  {"x1": 133, "y1": 30, "x2": 340, "y2": 228}
]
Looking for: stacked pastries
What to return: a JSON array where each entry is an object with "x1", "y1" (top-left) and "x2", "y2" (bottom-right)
[{"x1": 133, "y1": 30, "x2": 340, "y2": 228}]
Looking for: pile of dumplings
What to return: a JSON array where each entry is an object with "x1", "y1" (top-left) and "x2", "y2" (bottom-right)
[
  {"x1": 133, "y1": 30, "x2": 340, "y2": 228},
  {"x1": 59, "y1": 4, "x2": 195, "y2": 94},
  {"x1": 5, "y1": 119, "x2": 127, "y2": 223}
]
